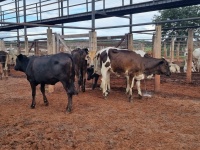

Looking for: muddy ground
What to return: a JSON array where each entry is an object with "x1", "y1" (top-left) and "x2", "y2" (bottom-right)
[{"x1": 0, "y1": 67, "x2": 200, "y2": 150}]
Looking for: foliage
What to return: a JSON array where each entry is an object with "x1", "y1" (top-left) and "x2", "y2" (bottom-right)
[{"x1": 153, "y1": 6, "x2": 200, "y2": 42}]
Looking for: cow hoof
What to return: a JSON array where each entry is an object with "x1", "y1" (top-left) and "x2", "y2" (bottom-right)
[
  {"x1": 66, "y1": 107, "x2": 72, "y2": 113},
  {"x1": 82, "y1": 88, "x2": 85, "y2": 92},
  {"x1": 138, "y1": 95, "x2": 142, "y2": 99},
  {"x1": 31, "y1": 105, "x2": 35, "y2": 109},
  {"x1": 44, "y1": 101, "x2": 49, "y2": 106},
  {"x1": 129, "y1": 96, "x2": 133, "y2": 102}
]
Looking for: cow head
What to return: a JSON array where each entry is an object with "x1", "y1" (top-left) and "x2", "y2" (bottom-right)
[
  {"x1": 86, "y1": 50, "x2": 96, "y2": 67},
  {"x1": 158, "y1": 58, "x2": 171, "y2": 76},
  {"x1": 14, "y1": 54, "x2": 29, "y2": 72}
]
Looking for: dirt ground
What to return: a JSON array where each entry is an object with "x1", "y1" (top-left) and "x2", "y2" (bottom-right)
[{"x1": 0, "y1": 67, "x2": 200, "y2": 150}]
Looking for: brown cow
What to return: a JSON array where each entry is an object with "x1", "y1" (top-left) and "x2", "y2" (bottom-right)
[{"x1": 88, "y1": 47, "x2": 171, "y2": 101}]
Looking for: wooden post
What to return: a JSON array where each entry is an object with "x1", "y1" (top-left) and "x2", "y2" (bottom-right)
[
  {"x1": 176, "y1": 42, "x2": 180, "y2": 62},
  {"x1": 47, "y1": 28, "x2": 54, "y2": 93},
  {"x1": 52, "y1": 34, "x2": 56, "y2": 54},
  {"x1": 163, "y1": 41, "x2": 167, "y2": 58},
  {"x1": 170, "y1": 37, "x2": 175, "y2": 63},
  {"x1": 25, "y1": 36, "x2": 29, "y2": 55},
  {"x1": 152, "y1": 34, "x2": 155, "y2": 55},
  {"x1": 186, "y1": 29, "x2": 193, "y2": 83},
  {"x1": 127, "y1": 33, "x2": 133, "y2": 50},
  {"x1": 153, "y1": 25, "x2": 161, "y2": 92},
  {"x1": 34, "y1": 40, "x2": 39, "y2": 56},
  {"x1": 89, "y1": 31, "x2": 97, "y2": 51},
  {"x1": 0, "y1": 40, "x2": 6, "y2": 51}
]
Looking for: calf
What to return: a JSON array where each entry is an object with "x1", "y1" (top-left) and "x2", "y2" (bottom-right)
[
  {"x1": 14, "y1": 53, "x2": 77, "y2": 112},
  {"x1": 0, "y1": 51, "x2": 9, "y2": 79},
  {"x1": 169, "y1": 63, "x2": 180, "y2": 73},
  {"x1": 72, "y1": 48, "x2": 88, "y2": 92}
]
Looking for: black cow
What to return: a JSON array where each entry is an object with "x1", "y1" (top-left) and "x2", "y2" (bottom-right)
[
  {"x1": 0, "y1": 51, "x2": 9, "y2": 79},
  {"x1": 72, "y1": 48, "x2": 88, "y2": 92},
  {"x1": 87, "y1": 67, "x2": 100, "y2": 90},
  {"x1": 14, "y1": 53, "x2": 77, "y2": 112}
]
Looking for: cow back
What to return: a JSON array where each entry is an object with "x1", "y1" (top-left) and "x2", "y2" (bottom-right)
[{"x1": 26, "y1": 53, "x2": 75, "y2": 85}]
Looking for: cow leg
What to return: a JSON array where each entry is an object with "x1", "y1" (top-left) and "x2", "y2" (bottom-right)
[
  {"x1": 30, "y1": 83, "x2": 36, "y2": 108},
  {"x1": 129, "y1": 76, "x2": 134, "y2": 102},
  {"x1": 107, "y1": 72, "x2": 111, "y2": 93},
  {"x1": 66, "y1": 93, "x2": 73, "y2": 112},
  {"x1": 92, "y1": 75, "x2": 99, "y2": 90},
  {"x1": 101, "y1": 69, "x2": 109, "y2": 98},
  {"x1": 81, "y1": 70, "x2": 86, "y2": 92},
  {"x1": 61, "y1": 81, "x2": 77, "y2": 112},
  {"x1": 125, "y1": 76, "x2": 130, "y2": 94},
  {"x1": 40, "y1": 84, "x2": 49, "y2": 106},
  {"x1": 136, "y1": 80, "x2": 142, "y2": 99},
  {"x1": 75, "y1": 75, "x2": 80, "y2": 93}
]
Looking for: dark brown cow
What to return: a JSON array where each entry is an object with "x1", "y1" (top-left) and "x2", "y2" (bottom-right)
[
  {"x1": 88, "y1": 47, "x2": 171, "y2": 101},
  {"x1": 72, "y1": 48, "x2": 88, "y2": 92},
  {"x1": 14, "y1": 53, "x2": 77, "y2": 112}
]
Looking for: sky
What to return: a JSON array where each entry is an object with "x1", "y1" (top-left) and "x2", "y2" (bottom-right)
[{"x1": 0, "y1": 0, "x2": 158, "y2": 41}]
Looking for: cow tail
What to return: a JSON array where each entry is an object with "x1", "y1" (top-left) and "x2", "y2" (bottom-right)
[
  {"x1": 69, "y1": 56, "x2": 78, "y2": 95},
  {"x1": 4, "y1": 54, "x2": 9, "y2": 71}
]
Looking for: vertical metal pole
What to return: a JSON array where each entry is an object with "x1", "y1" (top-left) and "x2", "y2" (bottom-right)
[
  {"x1": 176, "y1": 42, "x2": 180, "y2": 61},
  {"x1": 186, "y1": 29, "x2": 193, "y2": 83},
  {"x1": 170, "y1": 37, "x2": 175, "y2": 63},
  {"x1": 129, "y1": 0, "x2": 132, "y2": 33},
  {"x1": 92, "y1": 0, "x2": 95, "y2": 31},
  {"x1": 122, "y1": 0, "x2": 124, "y2": 6},
  {"x1": 15, "y1": 0, "x2": 20, "y2": 53},
  {"x1": 39, "y1": 0, "x2": 42, "y2": 20},
  {"x1": 58, "y1": 0, "x2": 60, "y2": 17},
  {"x1": 61, "y1": 0, "x2": 64, "y2": 35},
  {"x1": 18, "y1": 0, "x2": 20, "y2": 22},
  {"x1": 0, "y1": 6, "x2": 2, "y2": 26},
  {"x1": 86, "y1": 0, "x2": 88, "y2": 12},
  {"x1": 36, "y1": 3, "x2": 38, "y2": 21},
  {"x1": 2, "y1": 11, "x2": 4, "y2": 22},
  {"x1": 163, "y1": 41, "x2": 167, "y2": 58},
  {"x1": 67, "y1": 0, "x2": 69, "y2": 15},
  {"x1": 23, "y1": 0, "x2": 27, "y2": 54},
  {"x1": 103, "y1": 0, "x2": 105, "y2": 10}
]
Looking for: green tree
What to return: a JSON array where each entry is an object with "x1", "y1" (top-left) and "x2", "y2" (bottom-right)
[{"x1": 153, "y1": 6, "x2": 200, "y2": 42}]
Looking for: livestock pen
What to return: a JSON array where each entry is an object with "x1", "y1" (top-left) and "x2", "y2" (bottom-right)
[{"x1": 0, "y1": 66, "x2": 200, "y2": 149}]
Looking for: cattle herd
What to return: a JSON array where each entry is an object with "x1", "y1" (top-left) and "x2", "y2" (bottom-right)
[{"x1": 0, "y1": 47, "x2": 200, "y2": 112}]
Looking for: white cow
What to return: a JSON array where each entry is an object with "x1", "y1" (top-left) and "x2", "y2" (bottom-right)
[
  {"x1": 169, "y1": 63, "x2": 180, "y2": 73},
  {"x1": 193, "y1": 48, "x2": 200, "y2": 71},
  {"x1": 183, "y1": 61, "x2": 196, "y2": 72},
  {"x1": 184, "y1": 48, "x2": 200, "y2": 72}
]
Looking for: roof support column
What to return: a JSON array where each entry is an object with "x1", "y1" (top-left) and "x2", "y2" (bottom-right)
[
  {"x1": 127, "y1": 33, "x2": 133, "y2": 50},
  {"x1": 47, "y1": 27, "x2": 55, "y2": 93},
  {"x1": 89, "y1": 31, "x2": 97, "y2": 51},
  {"x1": 153, "y1": 25, "x2": 161, "y2": 92},
  {"x1": 176, "y1": 42, "x2": 180, "y2": 62},
  {"x1": 91, "y1": 0, "x2": 95, "y2": 31},
  {"x1": 170, "y1": 37, "x2": 175, "y2": 62},
  {"x1": 163, "y1": 41, "x2": 167, "y2": 58},
  {"x1": 186, "y1": 29, "x2": 193, "y2": 83},
  {"x1": 23, "y1": 0, "x2": 27, "y2": 50}
]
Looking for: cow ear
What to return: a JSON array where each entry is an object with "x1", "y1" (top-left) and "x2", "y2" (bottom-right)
[
  {"x1": 83, "y1": 48, "x2": 89, "y2": 54},
  {"x1": 17, "y1": 54, "x2": 24, "y2": 61}
]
